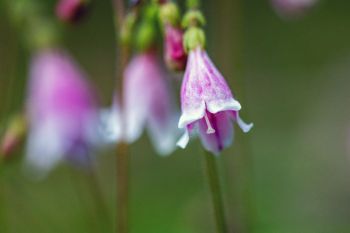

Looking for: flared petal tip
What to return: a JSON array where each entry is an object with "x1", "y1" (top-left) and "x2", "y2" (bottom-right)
[
  {"x1": 237, "y1": 114, "x2": 253, "y2": 133},
  {"x1": 176, "y1": 130, "x2": 190, "y2": 149},
  {"x1": 178, "y1": 106, "x2": 205, "y2": 129},
  {"x1": 207, "y1": 98, "x2": 242, "y2": 114}
]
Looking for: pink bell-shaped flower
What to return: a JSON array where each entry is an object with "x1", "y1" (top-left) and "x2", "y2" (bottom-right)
[
  {"x1": 104, "y1": 51, "x2": 179, "y2": 155},
  {"x1": 26, "y1": 49, "x2": 99, "y2": 173},
  {"x1": 177, "y1": 47, "x2": 253, "y2": 155}
]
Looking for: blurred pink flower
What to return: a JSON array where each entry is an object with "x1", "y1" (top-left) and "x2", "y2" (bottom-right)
[
  {"x1": 271, "y1": 0, "x2": 318, "y2": 19},
  {"x1": 26, "y1": 50, "x2": 99, "y2": 173},
  {"x1": 164, "y1": 25, "x2": 187, "y2": 71},
  {"x1": 177, "y1": 47, "x2": 253, "y2": 155},
  {"x1": 55, "y1": 0, "x2": 88, "y2": 23},
  {"x1": 104, "y1": 51, "x2": 179, "y2": 155}
]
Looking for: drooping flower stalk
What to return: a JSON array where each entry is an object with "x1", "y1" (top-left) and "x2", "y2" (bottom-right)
[{"x1": 178, "y1": 0, "x2": 253, "y2": 231}]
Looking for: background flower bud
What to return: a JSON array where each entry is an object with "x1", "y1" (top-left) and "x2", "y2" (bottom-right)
[
  {"x1": 164, "y1": 25, "x2": 187, "y2": 71},
  {"x1": 0, "y1": 114, "x2": 27, "y2": 158},
  {"x1": 159, "y1": 2, "x2": 180, "y2": 26},
  {"x1": 55, "y1": 0, "x2": 89, "y2": 23}
]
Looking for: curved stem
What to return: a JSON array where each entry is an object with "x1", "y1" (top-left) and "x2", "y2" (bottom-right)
[{"x1": 204, "y1": 151, "x2": 228, "y2": 233}]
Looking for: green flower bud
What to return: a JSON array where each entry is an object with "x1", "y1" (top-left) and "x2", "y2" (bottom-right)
[
  {"x1": 145, "y1": 3, "x2": 159, "y2": 20},
  {"x1": 159, "y1": 2, "x2": 180, "y2": 26},
  {"x1": 120, "y1": 12, "x2": 137, "y2": 45},
  {"x1": 135, "y1": 21, "x2": 156, "y2": 51},
  {"x1": 182, "y1": 10, "x2": 205, "y2": 28},
  {"x1": 183, "y1": 27, "x2": 205, "y2": 52}
]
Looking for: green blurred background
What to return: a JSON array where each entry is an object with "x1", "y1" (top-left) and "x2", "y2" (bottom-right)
[{"x1": 1, "y1": 0, "x2": 350, "y2": 232}]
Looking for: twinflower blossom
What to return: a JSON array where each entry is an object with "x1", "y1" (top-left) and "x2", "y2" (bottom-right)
[
  {"x1": 26, "y1": 50, "x2": 99, "y2": 173},
  {"x1": 271, "y1": 0, "x2": 318, "y2": 19},
  {"x1": 105, "y1": 51, "x2": 179, "y2": 155},
  {"x1": 177, "y1": 47, "x2": 253, "y2": 155}
]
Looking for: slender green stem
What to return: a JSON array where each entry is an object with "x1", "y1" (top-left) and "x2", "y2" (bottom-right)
[
  {"x1": 86, "y1": 168, "x2": 111, "y2": 232},
  {"x1": 68, "y1": 170, "x2": 96, "y2": 233},
  {"x1": 204, "y1": 151, "x2": 228, "y2": 233},
  {"x1": 0, "y1": 163, "x2": 7, "y2": 233},
  {"x1": 116, "y1": 142, "x2": 129, "y2": 233},
  {"x1": 112, "y1": 1, "x2": 131, "y2": 232}
]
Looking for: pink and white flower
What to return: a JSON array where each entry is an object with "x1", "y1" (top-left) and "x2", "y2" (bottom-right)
[
  {"x1": 177, "y1": 47, "x2": 253, "y2": 155},
  {"x1": 26, "y1": 49, "x2": 99, "y2": 173},
  {"x1": 105, "y1": 51, "x2": 179, "y2": 155}
]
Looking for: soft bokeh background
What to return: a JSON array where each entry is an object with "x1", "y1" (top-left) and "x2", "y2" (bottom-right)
[{"x1": 1, "y1": 0, "x2": 350, "y2": 232}]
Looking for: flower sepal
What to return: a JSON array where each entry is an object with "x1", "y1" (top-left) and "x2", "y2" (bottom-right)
[
  {"x1": 183, "y1": 27, "x2": 205, "y2": 52},
  {"x1": 159, "y1": 2, "x2": 180, "y2": 26}
]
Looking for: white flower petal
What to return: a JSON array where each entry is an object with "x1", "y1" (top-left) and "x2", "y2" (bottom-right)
[
  {"x1": 206, "y1": 98, "x2": 241, "y2": 114},
  {"x1": 25, "y1": 121, "x2": 66, "y2": 174},
  {"x1": 176, "y1": 129, "x2": 190, "y2": 149},
  {"x1": 148, "y1": 111, "x2": 180, "y2": 156},
  {"x1": 98, "y1": 107, "x2": 122, "y2": 144},
  {"x1": 178, "y1": 100, "x2": 205, "y2": 129},
  {"x1": 236, "y1": 113, "x2": 253, "y2": 133}
]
